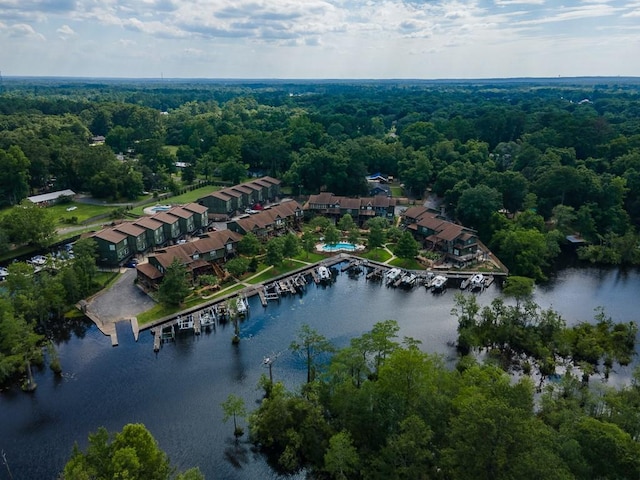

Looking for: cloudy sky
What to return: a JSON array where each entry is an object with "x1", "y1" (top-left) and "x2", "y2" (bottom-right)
[{"x1": 0, "y1": 0, "x2": 639, "y2": 79}]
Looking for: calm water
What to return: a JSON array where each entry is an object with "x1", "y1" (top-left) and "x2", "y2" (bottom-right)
[{"x1": 1, "y1": 264, "x2": 639, "y2": 480}]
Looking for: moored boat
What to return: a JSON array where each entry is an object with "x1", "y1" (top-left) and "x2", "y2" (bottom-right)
[
  {"x1": 469, "y1": 273, "x2": 485, "y2": 291},
  {"x1": 431, "y1": 275, "x2": 447, "y2": 292},
  {"x1": 385, "y1": 268, "x2": 402, "y2": 285},
  {"x1": 317, "y1": 266, "x2": 331, "y2": 282}
]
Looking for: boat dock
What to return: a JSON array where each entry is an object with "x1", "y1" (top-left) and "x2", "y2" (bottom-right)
[{"x1": 140, "y1": 253, "x2": 506, "y2": 352}]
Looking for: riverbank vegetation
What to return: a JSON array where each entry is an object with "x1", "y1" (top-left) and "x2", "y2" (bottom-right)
[
  {"x1": 62, "y1": 423, "x2": 203, "y2": 480},
  {"x1": 248, "y1": 319, "x2": 640, "y2": 479},
  {"x1": 0, "y1": 238, "x2": 102, "y2": 389}
]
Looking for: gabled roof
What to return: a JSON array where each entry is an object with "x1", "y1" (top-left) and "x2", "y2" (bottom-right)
[
  {"x1": 436, "y1": 223, "x2": 464, "y2": 242},
  {"x1": 416, "y1": 215, "x2": 446, "y2": 231},
  {"x1": 167, "y1": 207, "x2": 193, "y2": 220},
  {"x1": 307, "y1": 192, "x2": 336, "y2": 205},
  {"x1": 209, "y1": 191, "x2": 233, "y2": 201},
  {"x1": 152, "y1": 231, "x2": 243, "y2": 269},
  {"x1": 232, "y1": 185, "x2": 253, "y2": 195},
  {"x1": 93, "y1": 228, "x2": 127, "y2": 244},
  {"x1": 134, "y1": 216, "x2": 164, "y2": 230},
  {"x1": 260, "y1": 176, "x2": 281, "y2": 186},
  {"x1": 403, "y1": 206, "x2": 431, "y2": 220},
  {"x1": 152, "y1": 212, "x2": 180, "y2": 225},
  {"x1": 136, "y1": 262, "x2": 163, "y2": 280},
  {"x1": 114, "y1": 222, "x2": 146, "y2": 237},
  {"x1": 182, "y1": 202, "x2": 208, "y2": 215}
]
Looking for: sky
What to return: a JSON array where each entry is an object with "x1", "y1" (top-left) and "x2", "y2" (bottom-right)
[{"x1": 0, "y1": 0, "x2": 639, "y2": 79}]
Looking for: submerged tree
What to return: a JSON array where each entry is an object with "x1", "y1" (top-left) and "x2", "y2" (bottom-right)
[
  {"x1": 221, "y1": 393, "x2": 247, "y2": 441},
  {"x1": 290, "y1": 324, "x2": 335, "y2": 383}
]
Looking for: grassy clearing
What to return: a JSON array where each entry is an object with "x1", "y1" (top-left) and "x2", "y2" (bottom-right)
[
  {"x1": 49, "y1": 203, "x2": 115, "y2": 227},
  {"x1": 129, "y1": 185, "x2": 217, "y2": 216},
  {"x1": 293, "y1": 252, "x2": 325, "y2": 263},
  {"x1": 389, "y1": 257, "x2": 426, "y2": 270},
  {"x1": 358, "y1": 248, "x2": 393, "y2": 263}
]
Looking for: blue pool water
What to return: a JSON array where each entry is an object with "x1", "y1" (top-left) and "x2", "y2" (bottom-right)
[
  {"x1": 321, "y1": 242, "x2": 357, "y2": 252},
  {"x1": 151, "y1": 205, "x2": 172, "y2": 213}
]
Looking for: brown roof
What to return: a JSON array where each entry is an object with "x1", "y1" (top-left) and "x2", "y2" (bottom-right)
[
  {"x1": 136, "y1": 262, "x2": 163, "y2": 280},
  {"x1": 252, "y1": 179, "x2": 272, "y2": 188},
  {"x1": 219, "y1": 188, "x2": 242, "y2": 198},
  {"x1": 152, "y1": 211, "x2": 180, "y2": 225},
  {"x1": 308, "y1": 192, "x2": 336, "y2": 205},
  {"x1": 152, "y1": 231, "x2": 242, "y2": 269},
  {"x1": 232, "y1": 185, "x2": 252, "y2": 195},
  {"x1": 403, "y1": 206, "x2": 431, "y2": 220},
  {"x1": 93, "y1": 228, "x2": 127, "y2": 244},
  {"x1": 167, "y1": 207, "x2": 193, "y2": 219},
  {"x1": 182, "y1": 203, "x2": 208, "y2": 214},
  {"x1": 209, "y1": 191, "x2": 233, "y2": 201},
  {"x1": 134, "y1": 216, "x2": 164, "y2": 230},
  {"x1": 114, "y1": 222, "x2": 146, "y2": 237},
  {"x1": 244, "y1": 182, "x2": 263, "y2": 193},
  {"x1": 260, "y1": 176, "x2": 281, "y2": 186},
  {"x1": 340, "y1": 198, "x2": 361, "y2": 209},
  {"x1": 436, "y1": 223, "x2": 464, "y2": 242},
  {"x1": 417, "y1": 215, "x2": 446, "y2": 231}
]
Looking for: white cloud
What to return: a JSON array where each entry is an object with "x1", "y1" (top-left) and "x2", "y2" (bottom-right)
[
  {"x1": 0, "y1": 0, "x2": 638, "y2": 77},
  {"x1": 56, "y1": 24, "x2": 76, "y2": 40},
  {"x1": 6, "y1": 23, "x2": 45, "y2": 40}
]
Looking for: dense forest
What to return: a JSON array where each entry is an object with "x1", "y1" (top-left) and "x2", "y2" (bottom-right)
[
  {"x1": 2, "y1": 77, "x2": 640, "y2": 479},
  {"x1": 245, "y1": 318, "x2": 640, "y2": 480},
  {"x1": 3, "y1": 77, "x2": 640, "y2": 278}
]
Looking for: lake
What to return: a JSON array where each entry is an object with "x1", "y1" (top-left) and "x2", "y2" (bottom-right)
[{"x1": 1, "y1": 264, "x2": 639, "y2": 479}]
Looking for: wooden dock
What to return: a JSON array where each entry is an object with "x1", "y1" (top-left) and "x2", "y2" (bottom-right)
[
  {"x1": 258, "y1": 288, "x2": 268, "y2": 307},
  {"x1": 153, "y1": 328, "x2": 161, "y2": 352},
  {"x1": 194, "y1": 314, "x2": 201, "y2": 335}
]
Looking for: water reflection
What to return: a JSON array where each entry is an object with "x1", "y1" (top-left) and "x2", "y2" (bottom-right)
[{"x1": 1, "y1": 265, "x2": 639, "y2": 479}]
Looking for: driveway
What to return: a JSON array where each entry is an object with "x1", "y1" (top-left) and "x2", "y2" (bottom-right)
[{"x1": 86, "y1": 268, "x2": 156, "y2": 324}]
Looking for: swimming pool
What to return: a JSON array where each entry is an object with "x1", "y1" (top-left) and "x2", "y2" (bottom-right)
[
  {"x1": 151, "y1": 205, "x2": 172, "y2": 213},
  {"x1": 319, "y1": 242, "x2": 363, "y2": 252}
]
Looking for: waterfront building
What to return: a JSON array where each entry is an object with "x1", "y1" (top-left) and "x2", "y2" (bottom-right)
[
  {"x1": 303, "y1": 192, "x2": 396, "y2": 224},
  {"x1": 227, "y1": 200, "x2": 304, "y2": 240}
]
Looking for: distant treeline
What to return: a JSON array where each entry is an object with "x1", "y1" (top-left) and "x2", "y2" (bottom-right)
[{"x1": 2, "y1": 78, "x2": 640, "y2": 275}]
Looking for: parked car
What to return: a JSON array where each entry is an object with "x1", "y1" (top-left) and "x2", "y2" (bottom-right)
[{"x1": 125, "y1": 258, "x2": 139, "y2": 268}]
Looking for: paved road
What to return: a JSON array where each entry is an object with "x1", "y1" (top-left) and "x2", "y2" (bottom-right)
[{"x1": 86, "y1": 268, "x2": 156, "y2": 324}]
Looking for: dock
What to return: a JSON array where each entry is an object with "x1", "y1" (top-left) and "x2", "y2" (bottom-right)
[
  {"x1": 153, "y1": 328, "x2": 161, "y2": 352},
  {"x1": 258, "y1": 288, "x2": 268, "y2": 307},
  {"x1": 366, "y1": 266, "x2": 384, "y2": 281},
  {"x1": 194, "y1": 314, "x2": 201, "y2": 335}
]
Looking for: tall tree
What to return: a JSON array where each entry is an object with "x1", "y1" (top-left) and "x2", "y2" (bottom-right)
[
  {"x1": 157, "y1": 259, "x2": 190, "y2": 307},
  {"x1": 62, "y1": 423, "x2": 183, "y2": 480},
  {"x1": 290, "y1": 324, "x2": 335, "y2": 383}
]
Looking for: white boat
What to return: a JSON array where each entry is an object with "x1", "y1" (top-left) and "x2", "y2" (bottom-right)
[
  {"x1": 317, "y1": 266, "x2": 331, "y2": 282},
  {"x1": 236, "y1": 296, "x2": 248, "y2": 316},
  {"x1": 385, "y1": 268, "x2": 402, "y2": 285},
  {"x1": 469, "y1": 273, "x2": 485, "y2": 291},
  {"x1": 400, "y1": 272, "x2": 417, "y2": 288},
  {"x1": 29, "y1": 255, "x2": 47, "y2": 266},
  {"x1": 0, "y1": 267, "x2": 8, "y2": 280},
  {"x1": 431, "y1": 275, "x2": 447, "y2": 292},
  {"x1": 199, "y1": 308, "x2": 216, "y2": 327}
]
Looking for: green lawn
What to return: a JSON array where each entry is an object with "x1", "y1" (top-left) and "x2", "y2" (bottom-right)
[
  {"x1": 389, "y1": 257, "x2": 426, "y2": 270},
  {"x1": 391, "y1": 186, "x2": 404, "y2": 197},
  {"x1": 358, "y1": 248, "x2": 393, "y2": 263},
  {"x1": 293, "y1": 252, "x2": 325, "y2": 263},
  {"x1": 129, "y1": 185, "x2": 218, "y2": 216},
  {"x1": 48, "y1": 202, "x2": 115, "y2": 226}
]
